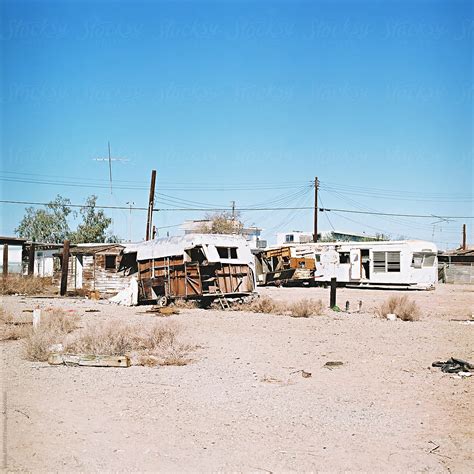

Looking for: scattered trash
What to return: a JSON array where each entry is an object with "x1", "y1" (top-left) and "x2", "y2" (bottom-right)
[
  {"x1": 109, "y1": 277, "x2": 138, "y2": 306},
  {"x1": 85, "y1": 309, "x2": 100, "y2": 313},
  {"x1": 386, "y1": 313, "x2": 397, "y2": 321},
  {"x1": 331, "y1": 305, "x2": 341, "y2": 312},
  {"x1": 290, "y1": 369, "x2": 312, "y2": 378},
  {"x1": 432, "y1": 357, "x2": 473, "y2": 373},
  {"x1": 324, "y1": 361, "x2": 344, "y2": 369}
]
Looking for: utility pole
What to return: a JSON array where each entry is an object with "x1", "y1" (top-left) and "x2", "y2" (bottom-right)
[
  {"x1": 313, "y1": 177, "x2": 319, "y2": 243},
  {"x1": 108, "y1": 141, "x2": 113, "y2": 194},
  {"x1": 462, "y1": 223, "x2": 467, "y2": 250},
  {"x1": 126, "y1": 201, "x2": 135, "y2": 242},
  {"x1": 231, "y1": 201, "x2": 236, "y2": 221},
  {"x1": 145, "y1": 170, "x2": 157, "y2": 241}
]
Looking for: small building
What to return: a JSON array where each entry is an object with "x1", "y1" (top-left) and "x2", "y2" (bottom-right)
[
  {"x1": 53, "y1": 243, "x2": 137, "y2": 296},
  {"x1": 438, "y1": 247, "x2": 474, "y2": 284},
  {"x1": 276, "y1": 230, "x2": 377, "y2": 246},
  {"x1": 0, "y1": 236, "x2": 27, "y2": 275}
]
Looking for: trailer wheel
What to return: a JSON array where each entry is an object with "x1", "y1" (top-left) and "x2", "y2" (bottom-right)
[{"x1": 158, "y1": 296, "x2": 169, "y2": 307}]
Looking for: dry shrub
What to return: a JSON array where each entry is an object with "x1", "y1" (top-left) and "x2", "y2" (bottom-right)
[
  {"x1": 23, "y1": 309, "x2": 80, "y2": 361},
  {"x1": 172, "y1": 299, "x2": 198, "y2": 309},
  {"x1": 376, "y1": 295, "x2": 421, "y2": 321},
  {"x1": 0, "y1": 275, "x2": 55, "y2": 295},
  {"x1": 240, "y1": 296, "x2": 324, "y2": 318},
  {"x1": 249, "y1": 296, "x2": 286, "y2": 314},
  {"x1": 289, "y1": 298, "x2": 324, "y2": 318},
  {"x1": 66, "y1": 320, "x2": 192, "y2": 366},
  {"x1": 0, "y1": 308, "x2": 32, "y2": 341}
]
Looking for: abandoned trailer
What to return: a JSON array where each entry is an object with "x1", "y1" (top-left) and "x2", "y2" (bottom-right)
[
  {"x1": 122, "y1": 234, "x2": 256, "y2": 305},
  {"x1": 256, "y1": 240, "x2": 438, "y2": 290}
]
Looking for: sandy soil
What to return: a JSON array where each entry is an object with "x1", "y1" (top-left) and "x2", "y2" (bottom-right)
[{"x1": 1, "y1": 284, "x2": 473, "y2": 472}]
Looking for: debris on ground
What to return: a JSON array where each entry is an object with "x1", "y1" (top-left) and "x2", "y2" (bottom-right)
[
  {"x1": 85, "y1": 309, "x2": 100, "y2": 313},
  {"x1": 290, "y1": 369, "x2": 312, "y2": 378},
  {"x1": 48, "y1": 353, "x2": 131, "y2": 367},
  {"x1": 432, "y1": 357, "x2": 473, "y2": 373},
  {"x1": 324, "y1": 361, "x2": 344, "y2": 369},
  {"x1": 386, "y1": 313, "x2": 397, "y2": 321}
]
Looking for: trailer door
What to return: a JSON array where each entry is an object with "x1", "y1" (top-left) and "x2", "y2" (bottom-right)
[{"x1": 350, "y1": 249, "x2": 361, "y2": 280}]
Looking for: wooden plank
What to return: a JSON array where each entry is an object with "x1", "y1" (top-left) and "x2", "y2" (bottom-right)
[
  {"x1": 28, "y1": 243, "x2": 36, "y2": 276},
  {"x1": 48, "y1": 353, "x2": 131, "y2": 367},
  {"x1": 60, "y1": 240, "x2": 70, "y2": 296}
]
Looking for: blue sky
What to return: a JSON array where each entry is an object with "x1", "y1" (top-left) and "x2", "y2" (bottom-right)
[{"x1": 1, "y1": 0, "x2": 472, "y2": 248}]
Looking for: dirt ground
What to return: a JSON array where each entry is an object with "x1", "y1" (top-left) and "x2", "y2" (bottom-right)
[{"x1": 1, "y1": 284, "x2": 473, "y2": 472}]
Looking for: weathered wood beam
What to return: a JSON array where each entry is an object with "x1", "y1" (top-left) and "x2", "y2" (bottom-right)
[
  {"x1": 27, "y1": 243, "x2": 36, "y2": 276},
  {"x1": 48, "y1": 353, "x2": 131, "y2": 367},
  {"x1": 60, "y1": 240, "x2": 70, "y2": 296}
]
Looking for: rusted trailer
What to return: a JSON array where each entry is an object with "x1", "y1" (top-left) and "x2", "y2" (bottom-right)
[
  {"x1": 255, "y1": 245, "x2": 316, "y2": 286},
  {"x1": 124, "y1": 234, "x2": 256, "y2": 305}
]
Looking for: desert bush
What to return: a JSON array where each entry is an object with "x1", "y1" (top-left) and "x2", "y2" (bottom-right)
[
  {"x1": 376, "y1": 295, "x2": 421, "y2": 321},
  {"x1": 66, "y1": 320, "x2": 192, "y2": 366},
  {"x1": 0, "y1": 308, "x2": 32, "y2": 341},
  {"x1": 249, "y1": 296, "x2": 286, "y2": 314},
  {"x1": 0, "y1": 276, "x2": 55, "y2": 296},
  {"x1": 22, "y1": 309, "x2": 80, "y2": 361},
  {"x1": 289, "y1": 298, "x2": 324, "y2": 318},
  {"x1": 172, "y1": 299, "x2": 198, "y2": 309}
]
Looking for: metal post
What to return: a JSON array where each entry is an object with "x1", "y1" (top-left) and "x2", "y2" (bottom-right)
[
  {"x1": 330, "y1": 277, "x2": 337, "y2": 308},
  {"x1": 28, "y1": 243, "x2": 36, "y2": 276},
  {"x1": 462, "y1": 224, "x2": 467, "y2": 250},
  {"x1": 60, "y1": 240, "x2": 70, "y2": 296},
  {"x1": 313, "y1": 177, "x2": 319, "y2": 242},
  {"x1": 3, "y1": 244, "x2": 8, "y2": 277},
  {"x1": 146, "y1": 170, "x2": 157, "y2": 241}
]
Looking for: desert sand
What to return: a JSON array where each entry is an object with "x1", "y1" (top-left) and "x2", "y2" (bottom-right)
[{"x1": 1, "y1": 284, "x2": 473, "y2": 472}]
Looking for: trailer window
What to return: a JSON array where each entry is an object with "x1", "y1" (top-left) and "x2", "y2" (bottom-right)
[
  {"x1": 373, "y1": 251, "x2": 386, "y2": 273},
  {"x1": 411, "y1": 253, "x2": 423, "y2": 269},
  {"x1": 105, "y1": 255, "x2": 116, "y2": 269},
  {"x1": 387, "y1": 252, "x2": 400, "y2": 272},
  {"x1": 216, "y1": 247, "x2": 238, "y2": 259},
  {"x1": 423, "y1": 254, "x2": 436, "y2": 267},
  {"x1": 339, "y1": 252, "x2": 350, "y2": 264},
  {"x1": 373, "y1": 251, "x2": 400, "y2": 273},
  {"x1": 285, "y1": 234, "x2": 294, "y2": 243}
]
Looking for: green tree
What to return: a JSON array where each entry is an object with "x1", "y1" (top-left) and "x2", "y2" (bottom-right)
[
  {"x1": 70, "y1": 195, "x2": 118, "y2": 243},
  {"x1": 15, "y1": 195, "x2": 73, "y2": 243}
]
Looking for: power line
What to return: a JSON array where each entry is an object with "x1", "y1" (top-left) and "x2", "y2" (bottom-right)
[{"x1": 1, "y1": 198, "x2": 472, "y2": 219}]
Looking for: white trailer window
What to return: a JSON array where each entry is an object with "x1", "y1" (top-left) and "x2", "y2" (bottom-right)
[
  {"x1": 422, "y1": 253, "x2": 436, "y2": 267},
  {"x1": 411, "y1": 253, "x2": 423, "y2": 269},
  {"x1": 387, "y1": 252, "x2": 401, "y2": 272},
  {"x1": 373, "y1": 251, "x2": 401, "y2": 273},
  {"x1": 373, "y1": 251, "x2": 386, "y2": 273},
  {"x1": 216, "y1": 247, "x2": 238, "y2": 259}
]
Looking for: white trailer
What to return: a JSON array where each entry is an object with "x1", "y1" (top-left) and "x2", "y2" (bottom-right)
[{"x1": 260, "y1": 240, "x2": 438, "y2": 290}]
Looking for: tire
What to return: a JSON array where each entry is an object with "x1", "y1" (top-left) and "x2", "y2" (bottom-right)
[{"x1": 158, "y1": 295, "x2": 169, "y2": 307}]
